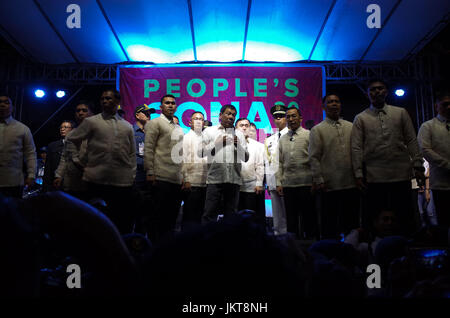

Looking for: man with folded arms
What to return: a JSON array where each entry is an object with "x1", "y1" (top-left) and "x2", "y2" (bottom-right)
[
  {"x1": 0, "y1": 94, "x2": 36, "y2": 198},
  {"x1": 276, "y1": 107, "x2": 316, "y2": 240},
  {"x1": 181, "y1": 111, "x2": 208, "y2": 228},
  {"x1": 351, "y1": 79, "x2": 424, "y2": 235},
  {"x1": 144, "y1": 94, "x2": 184, "y2": 239},
  {"x1": 309, "y1": 94, "x2": 359, "y2": 239}
]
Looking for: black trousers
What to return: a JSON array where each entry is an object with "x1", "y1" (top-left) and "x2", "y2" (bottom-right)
[
  {"x1": 133, "y1": 180, "x2": 158, "y2": 241},
  {"x1": 182, "y1": 186, "x2": 207, "y2": 228},
  {"x1": 433, "y1": 190, "x2": 450, "y2": 227},
  {"x1": 283, "y1": 186, "x2": 317, "y2": 239},
  {"x1": 152, "y1": 180, "x2": 182, "y2": 240},
  {"x1": 320, "y1": 188, "x2": 360, "y2": 240},
  {"x1": 87, "y1": 183, "x2": 136, "y2": 235},
  {"x1": 202, "y1": 183, "x2": 240, "y2": 224},
  {"x1": 0, "y1": 186, "x2": 23, "y2": 199},
  {"x1": 365, "y1": 181, "x2": 417, "y2": 235},
  {"x1": 238, "y1": 191, "x2": 266, "y2": 229}
]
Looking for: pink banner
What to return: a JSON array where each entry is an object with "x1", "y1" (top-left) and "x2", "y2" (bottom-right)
[{"x1": 118, "y1": 65, "x2": 324, "y2": 134}]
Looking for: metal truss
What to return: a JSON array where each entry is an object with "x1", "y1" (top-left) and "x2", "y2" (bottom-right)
[
  {"x1": 2, "y1": 57, "x2": 440, "y2": 85},
  {"x1": 324, "y1": 58, "x2": 439, "y2": 84},
  {"x1": 4, "y1": 63, "x2": 117, "y2": 84}
]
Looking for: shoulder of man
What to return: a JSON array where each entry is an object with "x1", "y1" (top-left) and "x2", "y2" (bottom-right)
[
  {"x1": 48, "y1": 139, "x2": 63, "y2": 149},
  {"x1": 9, "y1": 118, "x2": 29, "y2": 130},
  {"x1": 118, "y1": 116, "x2": 133, "y2": 128},
  {"x1": 419, "y1": 118, "x2": 435, "y2": 130},
  {"x1": 341, "y1": 119, "x2": 354, "y2": 127}
]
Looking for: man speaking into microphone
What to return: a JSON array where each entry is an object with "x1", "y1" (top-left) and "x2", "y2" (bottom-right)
[{"x1": 200, "y1": 104, "x2": 249, "y2": 224}]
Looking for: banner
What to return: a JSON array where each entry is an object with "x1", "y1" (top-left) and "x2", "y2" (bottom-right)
[{"x1": 118, "y1": 64, "x2": 324, "y2": 134}]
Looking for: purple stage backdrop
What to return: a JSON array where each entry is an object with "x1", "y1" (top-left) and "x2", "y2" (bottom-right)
[{"x1": 118, "y1": 64, "x2": 324, "y2": 135}]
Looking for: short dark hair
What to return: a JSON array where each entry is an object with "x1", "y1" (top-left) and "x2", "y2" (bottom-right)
[
  {"x1": 102, "y1": 88, "x2": 121, "y2": 100},
  {"x1": 366, "y1": 79, "x2": 388, "y2": 90},
  {"x1": 61, "y1": 120, "x2": 75, "y2": 128},
  {"x1": 190, "y1": 111, "x2": 204, "y2": 119},
  {"x1": 161, "y1": 94, "x2": 176, "y2": 104},
  {"x1": 76, "y1": 100, "x2": 94, "y2": 112},
  {"x1": 219, "y1": 104, "x2": 237, "y2": 114},
  {"x1": 235, "y1": 118, "x2": 250, "y2": 126},
  {"x1": 436, "y1": 90, "x2": 450, "y2": 103},
  {"x1": 287, "y1": 106, "x2": 302, "y2": 117},
  {"x1": 250, "y1": 123, "x2": 256, "y2": 129},
  {"x1": 322, "y1": 93, "x2": 340, "y2": 104}
]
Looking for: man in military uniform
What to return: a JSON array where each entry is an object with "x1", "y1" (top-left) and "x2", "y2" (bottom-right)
[{"x1": 264, "y1": 104, "x2": 289, "y2": 235}]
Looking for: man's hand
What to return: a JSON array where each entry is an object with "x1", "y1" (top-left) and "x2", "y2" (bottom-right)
[
  {"x1": 182, "y1": 181, "x2": 192, "y2": 192},
  {"x1": 425, "y1": 189, "x2": 431, "y2": 203},
  {"x1": 146, "y1": 175, "x2": 156, "y2": 186},
  {"x1": 53, "y1": 177, "x2": 62, "y2": 189},
  {"x1": 214, "y1": 135, "x2": 229, "y2": 148},
  {"x1": 24, "y1": 178, "x2": 35, "y2": 188},
  {"x1": 255, "y1": 186, "x2": 263, "y2": 195},
  {"x1": 356, "y1": 178, "x2": 366, "y2": 191},
  {"x1": 276, "y1": 186, "x2": 283, "y2": 196},
  {"x1": 414, "y1": 168, "x2": 426, "y2": 188}
]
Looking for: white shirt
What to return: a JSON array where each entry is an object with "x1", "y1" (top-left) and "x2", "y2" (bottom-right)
[
  {"x1": 276, "y1": 126, "x2": 312, "y2": 187},
  {"x1": 0, "y1": 116, "x2": 36, "y2": 186},
  {"x1": 201, "y1": 125, "x2": 248, "y2": 185},
  {"x1": 309, "y1": 117, "x2": 356, "y2": 191},
  {"x1": 182, "y1": 129, "x2": 208, "y2": 187},
  {"x1": 65, "y1": 112, "x2": 136, "y2": 187},
  {"x1": 144, "y1": 114, "x2": 184, "y2": 185},
  {"x1": 264, "y1": 127, "x2": 289, "y2": 190},
  {"x1": 240, "y1": 138, "x2": 265, "y2": 193},
  {"x1": 351, "y1": 104, "x2": 423, "y2": 183},
  {"x1": 418, "y1": 115, "x2": 450, "y2": 190}
]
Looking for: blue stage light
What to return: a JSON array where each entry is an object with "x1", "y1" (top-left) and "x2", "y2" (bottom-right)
[
  {"x1": 56, "y1": 90, "x2": 66, "y2": 98},
  {"x1": 395, "y1": 89, "x2": 405, "y2": 97},
  {"x1": 34, "y1": 89, "x2": 45, "y2": 98}
]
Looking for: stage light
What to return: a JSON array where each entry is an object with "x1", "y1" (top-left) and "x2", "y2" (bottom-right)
[
  {"x1": 34, "y1": 89, "x2": 45, "y2": 98},
  {"x1": 395, "y1": 89, "x2": 405, "y2": 97},
  {"x1": 56, "y1": 90, "x2": 66, "y2": 98}
]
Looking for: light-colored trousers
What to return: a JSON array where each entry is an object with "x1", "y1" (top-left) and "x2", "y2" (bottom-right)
[{"x1": 269, "y1": 190, "x2": 287, "y2": 235}]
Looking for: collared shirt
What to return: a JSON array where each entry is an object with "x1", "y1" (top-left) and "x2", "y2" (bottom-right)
[
  {"x1": 0, "y1": 116, "x2": 36, "y2": 186},
  {"x1": 182, "y1": 129, "x2": 208, "y2": 187},
  {"x1": 351, "y1": 104, "x2": 423, "y2": 183},
  {"x1": 201, "y1": 125, "x2": 248, "y2": 185},
  {"x1": 240, "y1": 138, "x2": 265, "y2": 193},
  {"x1": 55, "y1": 129, "x2": 88, "y2": 191},
  {"x1": 144, "y1": 114, "x2": 184, "y2": 185},
  {"x1": 309, "y1": 117, "x2": 356, "y2": 191},
  {"x1": 65, "y1": 112, "x2": 136, "y2": 187},
  {"x1": 418, "y1": 114, "x2": 450, "y2": 190},
  {"x1": 276, "y1": 126, "x2": 312, "y2": 187},
  {"x1": 264, "y1": 127, "x2": 289, "y2": 190},
  {"x1": 133, "y1": 123, "x2": 146, "y2": 183}
]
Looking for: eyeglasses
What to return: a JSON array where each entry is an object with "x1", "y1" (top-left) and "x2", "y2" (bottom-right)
[
  {"x1": 273, "y1": 115, "x2": 285, "y2": 119},
  {"x1": 76, "y1": 108, "x2": 89, "y2": 113}
]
